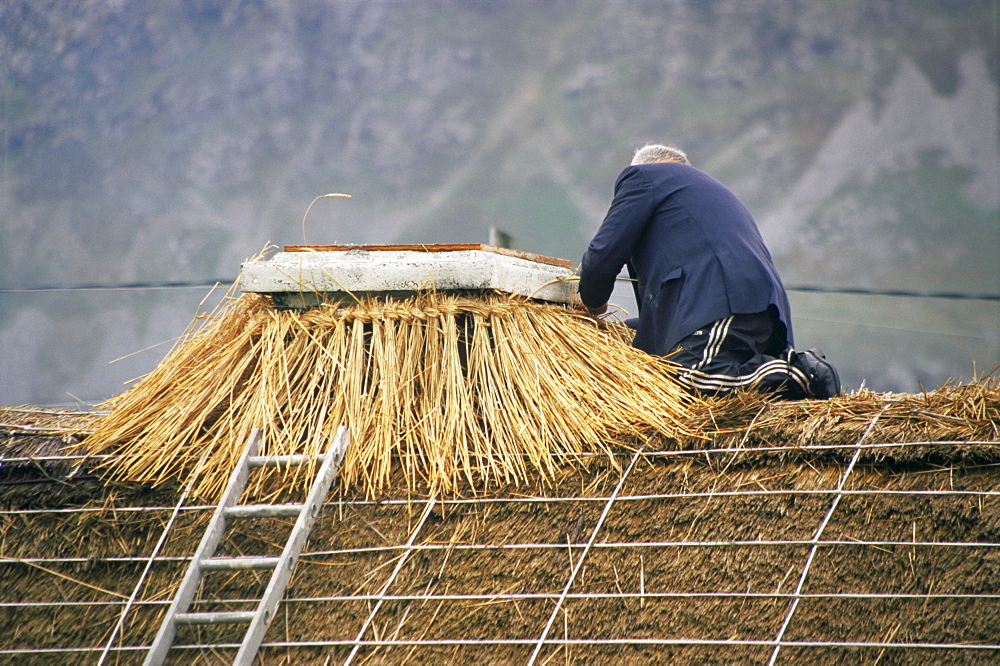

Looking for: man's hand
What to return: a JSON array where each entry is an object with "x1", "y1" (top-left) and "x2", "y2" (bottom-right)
[
  {"x1": 585, "y1": 302, "x2": 608, "y2": 316},
  {"x1": 571, "y1": 292, "x2": 608, "y2": 316}
]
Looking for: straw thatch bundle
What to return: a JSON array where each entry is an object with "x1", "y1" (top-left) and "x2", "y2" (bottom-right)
[
  {"x1": 681, "y1": 378, "x2": 1000, "y2": 461},
  {"x1": 82, "y1": 290, "x2": 697, "y2": 500}
]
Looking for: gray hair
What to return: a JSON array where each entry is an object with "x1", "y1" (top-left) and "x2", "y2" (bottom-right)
[{"x1": 631, "y1": 144, "x2": 690, "y2": 166}]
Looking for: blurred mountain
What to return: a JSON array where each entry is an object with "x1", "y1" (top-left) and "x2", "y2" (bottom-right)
[{"x1": 1, "y1": 0, "x2": 997, "y2": 404}]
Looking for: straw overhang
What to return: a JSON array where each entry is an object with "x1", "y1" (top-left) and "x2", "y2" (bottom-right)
[{"x1": 79, "y1": 289, "x2": 697, "y2": 500}]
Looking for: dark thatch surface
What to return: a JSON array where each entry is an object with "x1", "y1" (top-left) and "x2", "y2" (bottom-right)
[{"x1": 1, "y1": 382, "x2": 998, "y2": 664}]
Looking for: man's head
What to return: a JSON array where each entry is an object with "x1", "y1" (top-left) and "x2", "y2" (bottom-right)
[{"x1": 631, "y1": 144, "x2": 690, "y2": 166}]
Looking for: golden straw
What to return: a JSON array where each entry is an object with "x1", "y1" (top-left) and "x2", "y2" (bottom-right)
[{"x1": 83, "y1": 290, "x2": 700, "y2": 500}]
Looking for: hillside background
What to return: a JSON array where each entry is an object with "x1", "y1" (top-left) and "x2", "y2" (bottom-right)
[{"x1": 1, "y1": 0, "x2": 997, "y2": 406}]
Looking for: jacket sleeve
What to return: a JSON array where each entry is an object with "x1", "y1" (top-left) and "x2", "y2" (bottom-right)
[{"x1": 579, "y1": 166, "x2": 659, "y2": 308}]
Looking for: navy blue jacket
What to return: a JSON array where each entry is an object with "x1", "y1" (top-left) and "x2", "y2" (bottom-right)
[{"x1": 579, "y1": 162, "x2": 793, "y2": 356}]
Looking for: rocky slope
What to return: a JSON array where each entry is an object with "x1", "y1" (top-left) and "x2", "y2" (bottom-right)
[{"x1": 1, "y1": 0, "x2": 996, "y2": 404}]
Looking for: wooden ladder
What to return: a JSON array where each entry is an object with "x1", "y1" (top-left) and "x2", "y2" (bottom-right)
[{"x1": 144, "y1": 426, "x2": 350, "y2": 665}]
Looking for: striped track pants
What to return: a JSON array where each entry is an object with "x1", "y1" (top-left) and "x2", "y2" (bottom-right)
[{"x1": 670, "y1": 312, "x2": 811, "y2": 398}]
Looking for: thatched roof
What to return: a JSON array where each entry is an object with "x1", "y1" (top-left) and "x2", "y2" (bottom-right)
[
  {"x1": 79, "y1": 292, "x2": 698, "y2": 501},
  {"x1": 2, "y1": 383, "x2": 998, "y2": 664}
]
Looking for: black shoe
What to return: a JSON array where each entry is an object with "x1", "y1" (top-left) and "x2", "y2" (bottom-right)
[{"x1": 791, "y1": 349, "x2": 841, "y2": 399}]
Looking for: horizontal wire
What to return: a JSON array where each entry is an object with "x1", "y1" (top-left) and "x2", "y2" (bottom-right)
[
  {"x1": 5, "y1": 589, "x2": 999, "y2": 611},
  {"x1": 3, "y1": 438, "x2": 994, "y2": 498},
  {"x1": 3, "y1": 537, "x2": 997, "y2": 568},
  {"x1": 0, "y1": 424, "x2": 85, "y2": 434},
  {"x1": 297, "y1": 538, "x2": 1000, "y2": 558},
  {"x1": 227, "y1": 637, "x2": 1000, "y2": 650},
  {"x1": 2, "y1": 471, "x2": 998, "y2": 518},
  {"x1": 0, "y1": 504, "x2": 216, "y2": 516},
  {"x1": 219, "y1": 637, "x2": 1000, "y2": 649},
  {"x1": 0, "y1": 424, "x2": 97, "y2": 435},
  {"x1": 1, "y1": 486, "x2": 997, "y2": 518},
  {"x1": 0, "y1": 486, "x2": 995, "y2": 524},
  {"x1": 3, "y1": 636, "x2": 999, "y2": 656},
  {"x1": 348, "y1": 487, "x2": 1000, "y2": 506},
  {"x1": 786, "y1": 285, "x2": 1000, "y2": 302},
  {"x1": 634, "y1": 440, "x2": 1000, "y2": 457},
  {"x1": 3, "y1": 278, "x2": 998, "y2": 301},
  {"x1": 12, "y1": 437, "x2": 1000, "y2": 467},
  {"x1": 792, "y1": 314, "x2": 1000, "y2": 341},
  {"x1": 0, "y1": 454, "x2": 113, "y2": 464},
  {"x1": 3, "y1": 439, "x2": 994, "y2": 470},
  {"x1": 0, "y1": 407, "x2": 99, "y2": 415},
  {"x1": 0, "y1": 279, "x2": 234, "y2": 293}
]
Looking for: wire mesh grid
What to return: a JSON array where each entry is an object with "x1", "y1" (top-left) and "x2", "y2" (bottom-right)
[{"x1": 2, "y1": 429, "x2": 999, "y2": 664}]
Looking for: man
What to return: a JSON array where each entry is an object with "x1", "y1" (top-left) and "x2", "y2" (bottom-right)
[{"x1": 578, "y1": 144, "x2": 840, "y2": 399}]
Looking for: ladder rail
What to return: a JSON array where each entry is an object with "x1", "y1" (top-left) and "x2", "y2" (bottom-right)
[
  {"x1": 144, "y1": 429, "x2": 263, "y2": 666},
  {"x1": 234, "y1": 425, "x2": 350, "y2": 665}
]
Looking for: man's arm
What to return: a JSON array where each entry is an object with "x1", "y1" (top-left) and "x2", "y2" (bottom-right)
[{"x1": 578, "y1": 166, "x2": 658, "y2": 309}]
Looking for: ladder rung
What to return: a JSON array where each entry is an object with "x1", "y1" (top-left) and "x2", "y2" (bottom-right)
[
  {"x1": 224, "y1": 503, "x2": 303, "y2": 519},
  {"x1": 247, "y1": 454, "x2": 327, "y2": 468},
  {"x1": 175, "y1": 611, "x2": 255, "y2": 626},
  {"x1": 200, "y1": 556, "x2": 280, "y2": 571}
]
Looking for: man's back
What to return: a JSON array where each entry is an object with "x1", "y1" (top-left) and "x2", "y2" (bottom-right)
[{"x1": 580, "y1": 161, "x2": 792, "y2": 355}]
